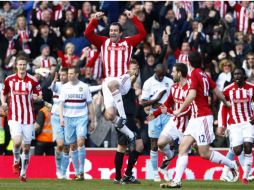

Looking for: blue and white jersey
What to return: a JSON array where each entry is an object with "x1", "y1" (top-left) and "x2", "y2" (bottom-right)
[
  {"x1": 59, "y1": 81, "x2": 92, "y2": 117},
  {"x1": 141, "y1": 75, "x2": 173, "y2": 112}
]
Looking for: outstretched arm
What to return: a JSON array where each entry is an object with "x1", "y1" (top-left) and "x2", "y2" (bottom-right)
[
  {"x1": 84, "y1": 12, "x2": 108, "y2": 49},
  {"x1": 124, "y1": 10, "x2": 147, "y2": 47}
]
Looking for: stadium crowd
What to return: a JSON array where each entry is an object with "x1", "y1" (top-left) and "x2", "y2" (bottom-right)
[{"x1": 0, "y1": 0, "x2": 254, "y2": 184}]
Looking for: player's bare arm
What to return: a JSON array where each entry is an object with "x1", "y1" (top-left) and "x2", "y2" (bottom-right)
[
  {"x1": 88, "y1": 102, "x2": 95, "y2": 133},
  {"x1": 59, "y1": 102, "x2": 64, "y2": 127},
  {"x1": 212, "y1": 87, "x2": 231, "y2": 108}
]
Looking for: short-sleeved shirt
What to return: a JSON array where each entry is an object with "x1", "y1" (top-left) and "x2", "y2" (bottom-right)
[
  {"x1": 2, "y1": 73, "x2": 42, "y2": 124},
  {"x1": 141, "y1": 75, "x2": 173, "y2": 111},
  {"x1": 190, "y1": 68, "x2": 216, "y2": 118},
  {"x1": 59, "y1": 81, "x2": 92, "y2": 117}
]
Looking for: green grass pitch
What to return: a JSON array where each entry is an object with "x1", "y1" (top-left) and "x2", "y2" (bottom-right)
[{"x1": 0, "y1": 179, "x2": 253, "y2": 190}]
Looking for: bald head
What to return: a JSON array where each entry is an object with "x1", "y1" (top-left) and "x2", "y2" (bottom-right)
[{"x1": 155, "y1": 64, "x2": 166, "y2": 81}]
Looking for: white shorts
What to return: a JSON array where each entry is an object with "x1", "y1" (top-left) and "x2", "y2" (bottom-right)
[
  {"x1": 8, "y1": 120, "x2": 35, "y2": 144},
  {"x1": 184, "y1": 115, "x2": 215, "y2": 146},
  {"x1": 102, "y1": 74, "x2": 131, "y2": 109},
  {"x1": 228, "y1": 121, "x2": 254, "y2": 147},
  {"x1": 160, "y1": 117, "x2": 184, "y2": 142}
]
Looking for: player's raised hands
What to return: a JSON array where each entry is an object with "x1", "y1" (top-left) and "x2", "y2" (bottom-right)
[
  {"x1": 93, "y1": 12, "x2": 104, "y2": 20},
  {"x1": 124, "y1": 10, "x2": 134, "y2": 19}
]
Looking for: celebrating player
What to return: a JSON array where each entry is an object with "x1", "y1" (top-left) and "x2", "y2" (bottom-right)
[{"x1": 84, "y1": 10, "x2": 146, "y2": 151}]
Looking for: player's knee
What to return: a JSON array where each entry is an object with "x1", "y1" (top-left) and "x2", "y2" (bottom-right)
[
  {"x1": 57, "y1": 145, "x2": 64, "y2": 152},
  {"x1": 108, "y1": 81, "x2": 120, "y2": 92},
  {"x1": 104, "y1": 109, "x2": 116, "y2": 121},
  {"x1": 136, "y1": 140, "x2": 144, "y2": 152},
  {"x1": 70, "y1": 144, "x2": 77, "y2": 151},
  {"x1": 233, "y1": 146, "x2": 243, "y2": 156},
  {"x1": 243, "y1": 142, "x2": 253, "y2": 154}
]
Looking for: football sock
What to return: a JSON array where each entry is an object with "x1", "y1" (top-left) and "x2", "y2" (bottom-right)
[
  {"x1": 161, "y1": 144, "x2": 174, "y2": 160},
  {"x1": 112, "y1": 90, "x2": 126, "y2": 119},
  {"x1": 61, "y1": 152, "x2": 70, "y2": 175},
  {"x1": 70, "y1": 150, "x2": 79, "y2": 175},
  {"x1": 20, "y1": 152, "x2": 29, "y2": 176},
  {"x1": 243, "y1": 153, "x2": 253, "y2": 179},
  {"x1": 125, "y1": 151, "x2": 139, "y2": 176},
  {"x1": 114, "y1": 151, "x2": 124, "y2": 180},
  {"x1": 13, "y1": 146, "x2": 21, "y2": 163},
  {"x1": 55, "y1": 150, "x2": 62, "y2": 172},
  {"x1": 173, "y1": 154, "x2": 188, "y2": 183},
  {"x1": 209, "y1": 151, "x2": 236, "y2": 169},
  {"x1": 78, "y1": 146, "x2": 86, "y2": 173},
  {"x1": 150, "y1": 150, "x2": 158, "y2": 175}
]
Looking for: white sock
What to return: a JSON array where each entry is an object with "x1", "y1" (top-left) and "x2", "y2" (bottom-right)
[
  {"x1": 112, "y1": 90, "x2": 126, "y2": 119},
  {"x1": 161, "y1": 144, "x2": 174, "y2": 160},
  {"x1": 209, "y1": 151, "x2": 236, "y2": 169},
  {"x1": 20, "y1": 152, "x2": 30, "y2": 176},
  {"x1": 221, "y1": 165, "x2": 230, "y2": 177},
  {"x1": 173, "y1": 154, "x2": 188, "y2": 183},
  {"x1": 243, "y1": 153, "x2": 253, "y2": 179},
  {"x1": 13, "y1": 146, "x2": 21, "y2": 163},
  {"x1": 113, "y1": 116, "x2": 134, "y2": 138}
]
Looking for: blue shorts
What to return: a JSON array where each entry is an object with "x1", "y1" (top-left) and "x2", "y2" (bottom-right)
[
  {"x1": 64, "y1": 115, "x2": 88, "y2": 145},
  {"x1": 148, "y1": 114, "x2": 170, "y2": 138},
  {"x1": 51, "y1": 114, "x2": 65, "y2": 141}
]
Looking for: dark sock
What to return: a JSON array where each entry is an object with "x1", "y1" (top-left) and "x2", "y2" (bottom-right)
[
  {"x1": 114, "y1": 151, "x2": 124, "y2": 180},
  {"x1": 125, "y1": 151, "x2": 139, "y2": 176}
]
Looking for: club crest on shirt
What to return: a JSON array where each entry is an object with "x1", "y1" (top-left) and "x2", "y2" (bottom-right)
[
  {"x1": 165, "y1": 83, "x2": 169, "y2": 87},
  {"x1": 79, "y1": 87, "x2": 83, "y2": 92}
]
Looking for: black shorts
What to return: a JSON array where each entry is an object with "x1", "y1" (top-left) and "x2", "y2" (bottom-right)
[{"x1": 117, "y1": 117, "x2": 141, "y2": 146}]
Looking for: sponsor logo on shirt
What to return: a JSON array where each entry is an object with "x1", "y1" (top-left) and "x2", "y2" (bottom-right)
[{"x1": 107, "y1": 46, "x2": 126, "y2": 51}]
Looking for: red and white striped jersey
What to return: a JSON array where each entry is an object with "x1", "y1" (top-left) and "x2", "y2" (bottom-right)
[
  {"x1": 234, "y1": 3, "x2": 250, "y2": 34},
  {"x1": 190, "y1": 68, "x2": 216, "y2": 118},
  {"x1": 214, "y1": 1, "x2": 229, "y2": 18},
  {"x1": 84, "y1": 47, "x2": 102, "y2": 79},
  {"x1": 153, "y1": 81, "x2": 190, "y2": 132},
  {"x1": 84, "y1": 16, "x2": 146, "y2": 78},
  {"x1": 222, "y1": 82, "x2": 254, "y2": 125},
  {"x1": 2, "y1": 73, "x2": 42, "y2": 124}
]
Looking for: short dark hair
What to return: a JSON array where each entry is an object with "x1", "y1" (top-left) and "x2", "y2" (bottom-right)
[
  {"x1": 68, "y1": 66, "x2": 80, "y2": 74},
  {"x1": 234, "y1": 67, "x2": 247, "y2": 80},
  {"x1": 60, "y1": 67, "x2": 68, "y2": 73},
  {"x1": 110, "y1": 22, "x2": 123, "y2": 33},
  {"x1": 16, "y1": 55, "x2": 28, "y2": 63},
  {"x1": 174, "y1": 63, "x2": 188, "y2": 78},
  {"x1": 188, "y1": 51, "x2": 202, "y2": 68}
]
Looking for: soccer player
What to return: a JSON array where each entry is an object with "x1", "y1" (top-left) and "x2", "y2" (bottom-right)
[
  {"x1": 218, "y1": 68, "x2": 254, "y2": 184},
  {"x1": 84, "y1": 10, "x2": 146, "y2": 151},
  {"x1": 160, "y1": 52, "x2": 239, "y2": 188},
  {"x1": 1, "y1": 55, "x2": 42, "y2": 182},
  {"x1": 59, "y1": 67, "x2": 95, "y2": 180},
  {"x1": 49, "y1": 68, "x2": 70, "y2": 179},
  {"x1": 147, "y1": 63, "x2": 190, "y2": 181},
  {"x1": 141, "y1": 64, "x2": 173, "y2": 182},
  {"x1": 113, "y1": 59, "x2": 144, "y2": 184}
]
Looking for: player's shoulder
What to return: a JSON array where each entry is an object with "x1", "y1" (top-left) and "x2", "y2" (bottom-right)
[
  {"x1": 164, "y1": 76, "x2": 173, "y2": 83},
  {"x1": 27, "y1": 73, "x2": 39, "y2": 82},
  {"x1": 5, "y1": 73, "x2": 16, "y2": 81},
  {"x1": 223, "y1": 82, "x2": 235, "y2": 92},
  {"x1": 245, "y1": 81, "x2": 254, "y2": 88}
]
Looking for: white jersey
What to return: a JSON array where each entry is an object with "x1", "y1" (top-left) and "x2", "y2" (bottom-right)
[
  {"x1": 141, "y1": 75, "x2": 173, "y2": 111},
  {"x1": 50, "y1": 81, "x2": 63, "y2": 115},
  {"x1": 59, "y1": 81, "x2": 92, "y2": 117}
]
